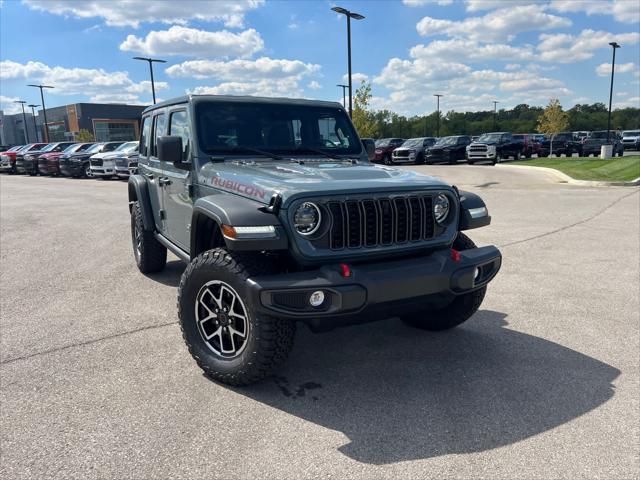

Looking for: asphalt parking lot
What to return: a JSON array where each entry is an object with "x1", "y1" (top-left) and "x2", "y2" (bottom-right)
[{"x1": 1, "y1": 167, "x2": 638, "y2": 479}]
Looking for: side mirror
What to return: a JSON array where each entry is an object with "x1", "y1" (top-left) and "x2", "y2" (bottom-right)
[
  {"x1": 157, "y1": 136, "x2": 188, "y2": 169},
  {"x1": 362, "y1": 138, "x2": 375, "y2": 161}
]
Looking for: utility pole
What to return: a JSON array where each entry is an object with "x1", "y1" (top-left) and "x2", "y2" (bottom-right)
[
  {"x1": 133, "y1": 57, "x2": 167, "y2": 104},
  {"x1": 337, "y1": 84, "x2": 348, "y2": 109},
  {"x1": 332, "y1": 6, "x2": 365, "y2": 117},
  {"x1": 492, "y1": 101, "x2": 499, "y2": 130},
  {"x1": 28, "y1": 104, "x2": 40, "y2": 142},
  {"x1": 434, "y1": 94, "x2": 443, "y2": 137},
  {"x1": 607, "y1": 42, "x2": 620, "y2": 143},
  {"x1": 14, "y1": 100, "x2": 29, "y2": 143},
  {"x1": 27, "y1": 84, "x2": 54, "y2": 142}
]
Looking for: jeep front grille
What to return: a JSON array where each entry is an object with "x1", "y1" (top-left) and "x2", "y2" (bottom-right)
[{"x1": 324, "y1": 195, "x2": 435, "y2": 250}]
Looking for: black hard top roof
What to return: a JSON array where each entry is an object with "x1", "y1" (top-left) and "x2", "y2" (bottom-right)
[{"x1": 143, "y1": 94, "x2": 344, "y2": 115}]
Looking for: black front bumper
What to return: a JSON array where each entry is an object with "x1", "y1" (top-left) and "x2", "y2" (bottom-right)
[{"x1": 247, "y1": 246, "x2": 501, "y2": 330}]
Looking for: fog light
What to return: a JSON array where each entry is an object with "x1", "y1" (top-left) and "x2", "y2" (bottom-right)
[
  {"x1": 474, "y1": 267, "x2": 481, "y2": 280},
  {"x1": 309, "y1": 291, "x2": 325, "y2": 307}
]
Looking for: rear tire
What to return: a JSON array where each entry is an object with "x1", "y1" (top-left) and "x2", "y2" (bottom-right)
[
  {"x1": 383, "y1": 154, "x2": 392, "y2": 165},
  {"x1": 401, "y1": 233, "x2": 486, "y2": 331},
  {"x1": 178, "y1": 249, "x2": 295, "y2": 386},
  {"x1": 131, "y1": 201, "x2": 166, "y2": 273}
]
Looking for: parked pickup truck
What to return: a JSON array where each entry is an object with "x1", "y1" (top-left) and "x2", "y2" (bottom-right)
[
  {"x1": 0, "y1": 145, "x2": 25, "y2": 173},
  {"x1": 391, "y1": 137, "x2": 436, "y2": 164},
  {"x1": 466, "y1": 132, "x2": 523, "y2": 164},
  {"x1": 373, "y1": 138, "x2": 405, "y2": 164},
  {"x1": 425, "y1": 136, "x2": 471, "y2": 164},
  {"x1": 512, "y1": 134, "x2": 541, "y2": 158},
  {"x1": 581, "y1": 131, "x2": 624, "y2": 157},
  {"x1": 128, "y1": 94, "x2": 501, "y2": 385},
  {"x1": 538, "y1": 132, "x2": 582, "y2": 157},
  {"x1": 621, "y1": 130, "x2": 640, "y2": 151}
]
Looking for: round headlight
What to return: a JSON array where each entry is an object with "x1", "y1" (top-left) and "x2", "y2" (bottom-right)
[
  {"x1": 294, "y1": 202, "x2": 321, "y2": 235},
  {"x1": 433, "y1": 194, "x2": 450, "y2": 224}
]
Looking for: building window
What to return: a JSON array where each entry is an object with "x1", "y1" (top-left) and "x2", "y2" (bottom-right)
[{"x1": 94, "y1": 121, "x2": 138, "y2": 142}]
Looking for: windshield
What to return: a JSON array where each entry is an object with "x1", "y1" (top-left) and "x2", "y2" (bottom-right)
[
  {"x1": 115, "y1": 141, "x2": 138, "y2": 152},
  {"x1": 40, "y1": 143, "x2": 59, "y2": 152},
  {"x1": 435, "y1": 136, "x2": 457, "y2": 146},
  {"x1": 401, "y1": 138, "x2": 424, "y2": 147},
  {"x1": 8, "y1": 146, "x2": 23, "y2": 152},
  {"x1": 196, "y1": 102, "x2": 361, "y2": 157},
  {"x1": 375, "y1": 138, "x2": 392, "y2": 147},
  {"x1": 477, "y1": 133, "x2": 502, "y2": 142},
  {"x1": 623, "y1": 131, "x2": 640, "y2": 136},
  {"x1": 86, "y1": 143, "x2": 103, "y2": 153},
  {"x1": 63, "y1": 143, "x2": 81, "y2": 153}
]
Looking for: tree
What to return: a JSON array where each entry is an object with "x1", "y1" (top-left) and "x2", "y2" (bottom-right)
[
  {"x1": 351, "y1": 81, "x2": 378, "y2": 138},
  {"x1": 537, "y1": 99, "x2": 569, "y2": 155},
  {"x1": 75, "y1": 129, "x2": 94, "y2": 142}
]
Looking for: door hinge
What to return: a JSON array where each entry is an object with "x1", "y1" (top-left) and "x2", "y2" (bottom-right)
[{"x1": 160, "y1": 209, "x2": 166, "y2": 220}]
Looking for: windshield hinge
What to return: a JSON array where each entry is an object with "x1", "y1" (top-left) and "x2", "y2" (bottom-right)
[{"x1": 259, "y1": 193, "x2": 283, "y2": 216}]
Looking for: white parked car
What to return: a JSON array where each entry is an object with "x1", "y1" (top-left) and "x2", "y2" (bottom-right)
[
  {"x1": 89, "y1": 141, "x2": 137, "y2": 178},
  {"x1": 621, "y1": 130, "x2": 640, "y2": 151}
]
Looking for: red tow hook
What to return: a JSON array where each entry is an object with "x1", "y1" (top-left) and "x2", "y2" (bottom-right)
[
  {"x1": 339, "y1": 263, "x2": 352, "y2": 277},
  {"x1": 451, "y1": 249, "x2": 461, "y2": 262}
]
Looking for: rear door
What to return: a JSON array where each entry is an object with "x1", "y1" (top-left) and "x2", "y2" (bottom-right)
[
  {"x1": 138, "y1": 113, "x2": 166, "y2": 232},
  {"x1": 162, "y1": 108, "x2": 193, "y2": 250}
]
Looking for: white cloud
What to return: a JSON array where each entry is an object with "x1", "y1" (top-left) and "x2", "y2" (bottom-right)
[
  {"x1": 416, "y1": 5, "x2": 571, "y2": 42},
  {"x1": 307, "y1": 80, "x2": 322, "y2": 90},
  {"x1": 537, "y1": 29, "x2": 640, "y2": 63},
  {"x1": 613, "y1": 96, "x2": 640, "y2": 108},
  {"x1": 166, "y1": 57, "x2": 320, "y2": 81},
  {"x1": 0, "y1": 60, "x2": 167, "y2": 104},
  {"x1": 595, "y1": 62, "x2": 638, "y2": 76},
  {"x1": 190, "y1": 79, "x2": 305, "y2": 98},
  {"x1": 119, "y1": 26, "x2": 264, "y2": 58},
  {"x1": 0, "y1": 95, "x2": 24, "y2": 115},
  {"x1": 410, "y1": 39, "x2": 534, "y2": 62},
  {"x1": 22, "y1": 0, "x2": 264, "y2": 28},
  {"x1": 550, "y1": 0, "x2": 640, "y2": 25},
  {"x1": 505, "y1": 63, "x2": 521, "y2": 70},
  {"x1": 342, "y1": 72, "x2": 369, "y2": 84},
  {"x1": 403, "y1": 0, "x2": 453, "y2": 6}
]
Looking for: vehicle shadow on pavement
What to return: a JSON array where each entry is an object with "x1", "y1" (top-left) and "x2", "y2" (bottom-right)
[
  {"x1": 144, "y1": 260, "x2": 184, "y2": 287},
  {"x1": 227, "y1": 310, "x2": 620, "y2": 465}
]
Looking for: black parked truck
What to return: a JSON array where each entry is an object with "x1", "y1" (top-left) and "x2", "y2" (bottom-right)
[
  {"x1": 128, "y1": 95, "x2": 502, "y2": 385},
  {"x1": 425, "y1": 136, "x2": 472, "y2": 164},
  {"x1": 538, "y1": 132, "x2": 582, "y2": 157}
]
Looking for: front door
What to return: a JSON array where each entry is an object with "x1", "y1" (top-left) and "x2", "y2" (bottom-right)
[{"x1": 162, "y1": 108, "x2": 193, "y2": 251}]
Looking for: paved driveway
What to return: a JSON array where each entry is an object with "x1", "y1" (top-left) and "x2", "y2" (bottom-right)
[{"x1": 1, "y1": 167, "x2": 638, "y2": 479}]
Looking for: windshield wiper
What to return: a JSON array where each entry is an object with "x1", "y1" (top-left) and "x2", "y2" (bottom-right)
[{"x1": 228, "y1": 146, "x2": 283, "y2": 160}]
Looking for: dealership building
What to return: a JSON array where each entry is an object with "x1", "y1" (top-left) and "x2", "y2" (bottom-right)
[{"x1": 1, "y1": 102, "x2": 147, "y2": 146}]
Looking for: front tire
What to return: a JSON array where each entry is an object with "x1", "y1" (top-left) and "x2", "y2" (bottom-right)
[
  {"x1": 131, "y1": 201, "x2": 166, "y2": 273},
  {"x1": 383, "y1": 154, "x2": 392, "y2": 165},
  {"x1": 401, "y1": 233, "x2": 486, "y2": 331},
  {"x1": 178, "y1": 249, "x2": 295, "y2": 386}
]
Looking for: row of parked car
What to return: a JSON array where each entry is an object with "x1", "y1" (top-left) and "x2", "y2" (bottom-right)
[
  {"x1": 371, "y1": 130, "x2": 639, "y2": 166},
  {"x1": 0, "y1": 141, "x2": 139, "y2": 179}
]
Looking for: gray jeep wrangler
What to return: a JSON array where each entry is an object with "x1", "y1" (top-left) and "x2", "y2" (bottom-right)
[{"x1": 128, "y1": 95, "x2": 502, "y2": 386}]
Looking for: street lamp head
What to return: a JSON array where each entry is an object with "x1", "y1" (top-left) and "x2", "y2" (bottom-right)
[
  {"x1": 14, "y1": 100, "x2": 27, "y2": 104},
  {"x1": 609, "y1": 42, "x2": 620, "y2": 49},
  {"x1": 28, "y1": 104, "x2": 40, "y2": 108},
  {"x1": 27, "y1": 84, "x2": 54, "y2": 89},
  {"x1": 331, "y1": 6, "x2": 365, "y2": 19}
]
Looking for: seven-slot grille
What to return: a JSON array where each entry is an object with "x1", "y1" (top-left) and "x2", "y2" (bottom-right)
[{"x1": 324, "y1": 195, "x2": 436, "y2": 250}]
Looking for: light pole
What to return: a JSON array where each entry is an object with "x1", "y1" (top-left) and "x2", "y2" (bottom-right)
[
  {"x1": 133, "y1": 57, "x2": 167, "y2": 104},
  {"x1": 337, "y1": 84, "x2": 348, "y2": 109},
  {"x1": 607, "y1": 42, "x2": 620, "y2": 143},
  {"x1": 434, "y1": 94, "x2": 443, "y2": 137},
  {"x1": 492, "y1": 101, "x2": 499, "y2": 130},
  {"x1": 331, "y1": 6, "x2": 365, "y2": 118},
  {"x1": 28, "y1": 104, "x2": 40, "y2": 142},
  {"x1": 14, "y1": 100, "x2": 29, "y2": 143},
  {"x1": 27, "y1": 84, "x2": 54, "y2": 142}
]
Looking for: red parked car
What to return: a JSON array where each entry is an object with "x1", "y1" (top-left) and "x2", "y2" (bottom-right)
[
  {"x1": 513, "y1": 134, "x2": 541, "y2": 158},
  {"x1": 372, "y1": 138, "x2": 405, "y2": 164},
  {"x1": 36, "y1": 142, "x2": 83, "y2": 175},
  {"x1": 42, "y1": 142, "x2": 95, "y2": 176},
  {"x1": 1, "y1": 143, "x2": 46, "y2": 174}
]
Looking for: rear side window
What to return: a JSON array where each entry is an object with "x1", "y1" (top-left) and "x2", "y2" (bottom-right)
[
  {"x1": 169, "y1": 110, "x2": 191, "y2": 161},
  {"x1": 140, "y1": 117, "x2": 151, "y2": 156},
  {"x1": 151, "y1": 113, "x2": 166, "y2": 158}
]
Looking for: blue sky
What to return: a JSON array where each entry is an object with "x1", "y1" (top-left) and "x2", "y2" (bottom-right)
[{"x1": 1, "y1": 0, "x2": 639, "y2": 117}]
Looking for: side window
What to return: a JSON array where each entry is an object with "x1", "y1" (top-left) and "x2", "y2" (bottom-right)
[
  {"x1": 140, "y1": 116, "x2": 151, "y2": 156},
  {"x1": 151, "y1": 113, "x2": 166, "y2": 158},
  {"x1": 168, "y1": 110, "x2": 191, "y2": 161}
]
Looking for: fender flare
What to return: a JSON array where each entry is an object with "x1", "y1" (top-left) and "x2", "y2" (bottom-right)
[
  {"x1": 127, "y1": 175, "x2": 155, "y2": 231},
  {"x1": 458, "y1": 190, "x2": 491, "y2": 230},
  {"x1": 191, "y1": 194, "x2": 288, "y2": 255}
]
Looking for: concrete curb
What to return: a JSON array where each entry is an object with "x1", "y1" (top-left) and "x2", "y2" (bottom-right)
[{"x1": 496, "y1": 164, "x2": 640, "y2": 187}]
